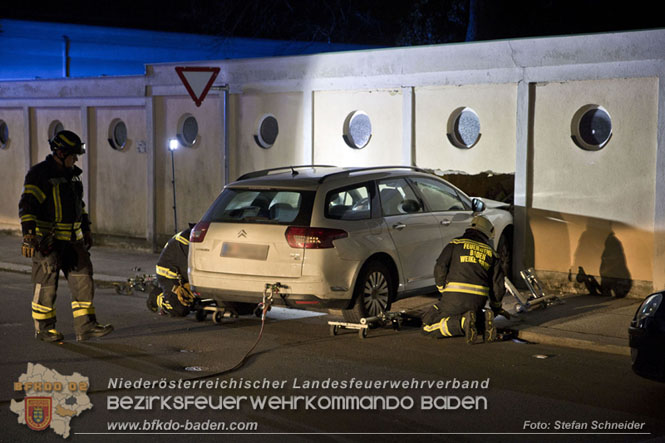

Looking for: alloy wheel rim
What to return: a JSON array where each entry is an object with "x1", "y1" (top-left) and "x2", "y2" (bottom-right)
[{"x1": 363, "y1": 271, "x2": 389, "y2": 316}]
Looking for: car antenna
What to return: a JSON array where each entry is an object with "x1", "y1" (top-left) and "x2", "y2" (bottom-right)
[{"x1": 290, "y1": 166, "x2": 299, "y2": 176}]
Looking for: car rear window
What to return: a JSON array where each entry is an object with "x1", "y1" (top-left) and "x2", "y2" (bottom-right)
[{"x1": 201, "y1": 188, "x2": 315, "y2": 225}]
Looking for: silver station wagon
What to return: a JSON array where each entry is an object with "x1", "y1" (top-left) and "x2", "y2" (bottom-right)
[{"x1": 188, "y1": 166, "x2": 513, "y2": 322}]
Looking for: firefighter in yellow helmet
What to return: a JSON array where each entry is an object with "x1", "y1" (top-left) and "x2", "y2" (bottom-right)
[
  {"x1": 19, "y1": 130, "x2": 113, "y2": 342},
  {"x1": 421, "y1": 215, "x2": 505, "y2": 344}
]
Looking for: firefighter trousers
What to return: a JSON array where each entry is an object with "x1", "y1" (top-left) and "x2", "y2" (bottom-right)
[
  {"x1": 421, "y1": 293, "x2": 486, "y2": 338},
  {"x1": 155, "y1": 275, "x2": 192, "y2": 317},
  {"x1": 30, "y1": 240, "x2": 97, "y2": 334}
]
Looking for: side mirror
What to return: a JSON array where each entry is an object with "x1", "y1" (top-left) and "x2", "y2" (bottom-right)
[
  {"x1": 400, "y1": 199, "x2": 421, "y2": 213},
  {"x1": 472, "y1": 198, "x2": 486, "y2": 213}
]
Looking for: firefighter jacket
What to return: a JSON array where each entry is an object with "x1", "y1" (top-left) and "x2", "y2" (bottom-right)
[
  {"x1": 434, "y1": 228, "x2": 505, "y2": 311},
  {"x1": 156, "y1": 228, "x2": 191, "y2": 282},
  {"x1": 19, "y1": 154, "x2": 91, "y2": 241}
]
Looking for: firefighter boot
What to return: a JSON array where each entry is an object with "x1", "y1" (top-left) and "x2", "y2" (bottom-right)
[
  {"x1": 35, "y1": 329, "x2": 64, "y2": 342},
  {"x1": 147, "y1": 287, "x2": 160, "y2": 313},
  {"x1": 484, "y1": 309, "x2": 497, "y2": 343},
  {"x1": 76, "y1": 323, "x2": 114, "y2": 342},
  {"x1": 462, "y1": 311, "x2": 477, "y2": 345}
]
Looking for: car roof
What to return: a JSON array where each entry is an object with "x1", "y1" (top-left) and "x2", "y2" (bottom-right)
[{"x1": 228, "y1": 165, "x2": 432, "y2": 190}]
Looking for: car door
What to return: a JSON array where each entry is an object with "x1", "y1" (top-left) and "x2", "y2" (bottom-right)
[
  {"x1": 378, "y1": 178, "x2": 444, "y2": 291},
  {"x1": 408, "y1": 176, "x2": 473, "y2": 244}
]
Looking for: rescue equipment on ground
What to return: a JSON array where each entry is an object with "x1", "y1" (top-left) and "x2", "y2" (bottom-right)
[
  {"x1": 328, "y1": 310, "x2": 414, "y2": 339},
  {"x1": 505, "y1": 267, "x2": 563, "y2": 312},
  {"x1": 114, "y1": 272, "x2": 157, "y2": 295}
]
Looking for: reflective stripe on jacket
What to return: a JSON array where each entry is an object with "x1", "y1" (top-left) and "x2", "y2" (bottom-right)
[
  {"x1": 19, "y1": 154, "x2": 90, "y2": 240},
  {"x1": 434, "y1": 229, "x2": 505, "y2": 309},
  {"x1": 155, "y1": 228, "x2": 192, "y2": 282}
]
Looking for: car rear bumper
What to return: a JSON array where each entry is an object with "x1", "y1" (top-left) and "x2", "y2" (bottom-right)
[
  {"x1": 190, "y1": 270, "x2": 353, "y2": 310},
  {"x1": 192, "y1": 286, "x2": 350, "y2": 309}
]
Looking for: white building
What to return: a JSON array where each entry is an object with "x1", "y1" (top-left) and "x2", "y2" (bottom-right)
[{"x1": 1, "y1": 28, "x2": 663, "y2": 297}]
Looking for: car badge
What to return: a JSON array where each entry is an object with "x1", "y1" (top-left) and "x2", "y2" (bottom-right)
[{"x1": 237, "y1": 229, "x2": 247, "y2": 238}]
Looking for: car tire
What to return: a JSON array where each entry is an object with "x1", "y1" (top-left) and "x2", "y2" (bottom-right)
[
  {"x1": 343, "y1": 260, "x2": 394, "y2": 323},
  {"x1": 497, "y1": 229, "x2": 513, "y2": 280}
]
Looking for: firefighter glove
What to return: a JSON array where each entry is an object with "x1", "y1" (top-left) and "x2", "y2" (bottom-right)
[
  {"x1": 83, "y1": 231, "x2": 93, "y2": 250},
  {"x1": 173, "y1": 282, "x2": 196, "y2": 307},
  {"x1": 21, "y1": 234, "x2": 37, "y2": 258}
]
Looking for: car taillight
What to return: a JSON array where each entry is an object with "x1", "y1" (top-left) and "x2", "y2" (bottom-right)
[
  {"x1": 190, "y1": 221, "x2": 210, "y2": 243},
  {"x1": 285, "y1": 226, "x2": 348, "y2": 249}
]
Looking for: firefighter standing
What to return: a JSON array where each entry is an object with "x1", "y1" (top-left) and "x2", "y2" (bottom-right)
[
  {"x1": 19, "y1": 130, "x2": 113, "y2": 342},
  {"x1": 421, "y1": 215, "x2": 505, "y2": 344},
  {"x1": 147, "y1": 227, "x2": 196, "y2": 316}
]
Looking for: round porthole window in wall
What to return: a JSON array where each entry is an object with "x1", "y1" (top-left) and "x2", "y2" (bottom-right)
[
  {"x1": 447, "y1": 107, "x2": 481, "y2": 149},
  {"x1": 108, "y1": 119, "x2": 128, "y2": 151},
  {"x1": 343, "y1": 110, "x2": 372, "y2": 149},
  {"x1": 571, "y1": 105, "x2": 612, "y2": 151},
  {"x1": 177, "y1": 114, "x2": 199, "y2": 147},
  {"x1": 48, "y1": 120, "x2": 65, "y2": 139},
  {"x1": 0, "y1": 120, "x2": 9, "y2": 149},
  {"x1": 254, "y1": 114, "x2": 279, "y2": 149}
]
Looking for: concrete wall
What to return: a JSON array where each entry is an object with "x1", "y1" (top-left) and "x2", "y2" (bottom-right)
[
  {"x1": 231, "y1": 92, "x2": 305, "y2": 180},
  {"x1": 154, "y1": 95, "x2": 224, "y2": 239},
  {"x1": 415, "y1": 83, "x2": 517, "y2": 173},
  {"x1": 0, "y1": 108, "x2": 27, "y2": 229},
  {"x1": 90, "y1": 107, "x2": 147, "y2": 237},
  {"x1": 313, "y1": 89, "x2": 404, "y2": 167},
  {"x1": 528, "y1": 77, "x2": 658, "y2": 294}
]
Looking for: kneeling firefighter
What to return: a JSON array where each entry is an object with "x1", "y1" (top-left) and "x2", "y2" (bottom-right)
[
  {"x1": 421, "y1": 215, "x2": 505, "y2": 344},
  {"x1": 148, "y1": 226, "x2": 197, "y2": 316}
]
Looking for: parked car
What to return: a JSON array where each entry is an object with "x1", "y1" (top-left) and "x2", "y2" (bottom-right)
[
  {"x1": 188, "y1": 165, "x2": 513, "y2": 322},
  {"x1": 629, "y1": 291, "x2": 665, "y2": 381}
]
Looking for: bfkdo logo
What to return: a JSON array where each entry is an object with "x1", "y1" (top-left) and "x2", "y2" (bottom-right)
[
  {"x1": 25, "y1": 397, "x2": 52, "y2": 431},
  {"x1": 10, "y1": 363, "x2": 93, "y2": 439}
]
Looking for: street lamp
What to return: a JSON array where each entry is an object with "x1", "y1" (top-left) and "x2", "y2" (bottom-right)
[{"x1": 168, "y1": 138, "x2": 179, "y2": 233}]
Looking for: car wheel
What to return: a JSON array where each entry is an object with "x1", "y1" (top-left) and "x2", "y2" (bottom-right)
[
  {"x1": 497, "y1": 229, "x2": 513, "y2": 280},
  {"x1": 343, "y1": 261, "x2": 394, "y2": 323}
]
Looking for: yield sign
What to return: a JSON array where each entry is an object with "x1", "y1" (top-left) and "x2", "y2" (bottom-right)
[{"x1": 175, "y1": 66, "x2": 220, "y2": 107}]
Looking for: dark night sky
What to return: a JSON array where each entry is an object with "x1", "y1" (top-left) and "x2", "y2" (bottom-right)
[{"x1": 2, "y1": 0, "x2": 664, "y2": 46}]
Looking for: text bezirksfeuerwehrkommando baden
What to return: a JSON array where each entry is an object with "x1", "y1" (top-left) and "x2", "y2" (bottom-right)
[
  {"x1": 107, "y1": 394, "x2": 487, "y2": 411},
  {"x1": 106, "y1": 377, "x2": 490, "y2": 411}
]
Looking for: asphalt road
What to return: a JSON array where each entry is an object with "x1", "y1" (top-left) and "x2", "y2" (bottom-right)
[{"x1": 1, "y1": 271, "x2": 664, "y2": 442}]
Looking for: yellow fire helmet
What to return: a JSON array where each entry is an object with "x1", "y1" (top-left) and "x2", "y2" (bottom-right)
[{"x1": 49, "y1": 130, "x2": 86, "y2": 155}]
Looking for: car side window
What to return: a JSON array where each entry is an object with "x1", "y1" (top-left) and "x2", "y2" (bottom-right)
[
  {"x1": 411, "y1": 177, "x2": 467, "y2": 212},
  {"x1": 326, "y1": 184, "x2": 371, "y2": 220},
  {"x1": 378, "y1": 178, "x2": 423, "y2": 216}
]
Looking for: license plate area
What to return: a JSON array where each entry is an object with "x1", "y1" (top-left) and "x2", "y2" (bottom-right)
[{"x1": 221, "y1": 242, "x2": 269, "y2": 261}]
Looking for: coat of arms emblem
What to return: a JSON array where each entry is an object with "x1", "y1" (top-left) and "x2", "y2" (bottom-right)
[{"x1": 25, "y1": 397, "x2": 52, "y2": 431}]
